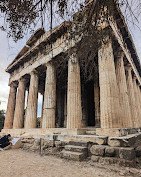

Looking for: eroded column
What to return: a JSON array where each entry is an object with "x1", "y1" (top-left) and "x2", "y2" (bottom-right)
[
  {"x1": 133, "y1": 76, "x2": 140, "y2": 127},
  {"x1": 64, "y1": 88, "x2": 67, "y2": 128},
  {"x1": 94, "y1": 80, "x2": 100, "y2": 127},
  {"x1": 42, "y1": 63, "x2": 56, "y2": 128},
  {"x1": 4, "y1": 83, "x2": 17, "y2": 129},
  {"x1": 125, "y1": 66, "x2": 137, "y2": 127},
  {"x1": 13, "y1": 78, "x2": 26, "y2": 129},
  {"x1": 25, "y1": 71, "x2": 38, "y2": 128},
  {"x1": 137, "y1": 84, "x2": 141, "y2": 126},
  {"x1": 98, "y1": 37, "x2": 120, "y2": 128},
  {"x1": 115, "y1": 54, "x2": 132, "y2": 127},
  {"x1": 40, "y1": 94, "x2": 44, "y2": 128},
  {"x1": 67, "y1": 53, "x2": 82, "y2": 128}
]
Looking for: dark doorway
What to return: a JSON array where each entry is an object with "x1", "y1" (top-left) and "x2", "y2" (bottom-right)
[{"x1": 85, "y1": 81, "x2": 95, "y2": 126}]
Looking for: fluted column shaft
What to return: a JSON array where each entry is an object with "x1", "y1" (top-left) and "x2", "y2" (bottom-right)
[
  {"x1": 42, "y1": 63, "x2": 56, "y2": 128},
  {"x1": 4, "y1": 84, "x2": 17, "y2": 129},
  {"x1": 126, "y1": 67, "x2": 137, "y2": 127},
  {"x1": 67, "y1": 53, "x2": 82, "y2": 128},
  {"x1": 94, "y1": 80, "x2": 100, "y2": 127},
  {"x1": 115, "y1": 55, "x2": 132, "y2": 127},
  {"x1": 133, "y1": 77, "x2": 140, "y2": 127},
  {"x1": 98, "y1": 37, "x2": 120, "y2": 128},
  {"x1": 40, "y1": 94, "x2": 44, "y2": 128},
  {"x1": 25, "y1": 71, "x2": 38, "y2": 128},
  {"x1": 137, "y1": 86, "x2": 141, "y2": 126},
  {"x1": 13, "y1": 79, "x2": 26, "y2": 129},
  {"x1": 64, "y1": 89, "x2": 67, "y2": 128}
]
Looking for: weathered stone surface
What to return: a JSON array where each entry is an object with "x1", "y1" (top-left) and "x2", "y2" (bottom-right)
[
  {"x1": 90, "y1": 145, "x2": 105, "y2": 156},
  {"x1": 105, "y1": 147, "x2": 115, "y2": 157},
  {"x1": 119, "y1": 148, "x2": 136, "y2": 160},
  {"x1": 115, "y1": 54, "x2": 132, "y2": 127},
  {"x1": 96, "y1": 128, "x2": 141, "y2": 137},
  {"x1": 91, "y1": 155, "x2": 100, "y2": 162},
  {"x1": 25, "y1": 71, "x2": 38, "y2": 128},
  {"x1": 69, "y1": 141, "x2": 88, "y2": 147},
  {"x1": 91, "y1": 155, "x2": 136, "y2": 167},
  {"x1": 126, "y1": 67, "x2": 138, "y2": 127},
  {"x1": 4, "y1": 84, "x2": 17, "y2": 129},
  {"x1": 44, "y1": 147, "x2": 62, "y2": 155},
  {"x1": 135, "y1": 146, "x2": 141, "y2": 157},
  {"x1": 65, "y1": 145, "x2": 87, "y2": 153},
  {"x1": 42, "y1": 63, "x2": 56, "y2": 128},
  {"x1": 21, "y1": 139, "x2": 34, "y2": 144},
  {"x1": 61, "y1": 150, "x2": 86, "y2": 161},
  {"x1": 13, "y1": 79, "x2": 26, "y2": 129},
  {"x1": 98, "y1": 157, "x2": 136, "y2": 167},
  {"x1": 98, "y1": 37, "x2": 120, "y2": 128},
  {"x1": 55, "y1": 141, "x2": 63, "y2": 147},
  {"x1": 108, "y1": 133, "x2": 141, "y2": 147},
  {"x1": 43, "y1": 140, "x2": 54, "y2": 147},
  {"x1": 86, "y1": 130, "x2": 96, "y2": 135},
  {"x1": 67, "y1": 53, "x2": 82, "y2": 129},
  {"x1": 34, "y1": 139, "x2": 40, "y2": 146},
  {"x1": 96, "y1": 136, "x2": 108, "y2": 145}
]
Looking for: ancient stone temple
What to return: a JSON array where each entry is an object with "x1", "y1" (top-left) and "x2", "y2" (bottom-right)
[{"x1": 2, "y1": 0, "x2": 141, "y2": 139}]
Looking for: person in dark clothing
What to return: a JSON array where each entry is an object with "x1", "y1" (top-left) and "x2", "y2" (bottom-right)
[{"x1": 0, "y1": 134, "x2": 12, "y2": 148}]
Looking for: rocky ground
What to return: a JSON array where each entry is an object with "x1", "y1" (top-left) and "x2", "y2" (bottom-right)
[{"x1": 0, "y1": 149, "x2": 141, "y2": 177}]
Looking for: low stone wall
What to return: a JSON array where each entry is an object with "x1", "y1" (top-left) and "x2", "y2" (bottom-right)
[
  {"x1": 89, "y1": 133, "x2": 141, "y2": 167},
  {"x1": 19, "y1": 133, "x2": 141, "y2": 167},
  {"x1": 20, "y1": 138, "x2": 67, "y2": 155},
  {"x1": 1, "y1": 132, "x2": 141, "y2": 167}
]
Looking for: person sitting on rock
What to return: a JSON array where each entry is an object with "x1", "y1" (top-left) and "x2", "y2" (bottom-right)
[{"x1": 0, "y1": 134, "x2": 12, "y2": 149}]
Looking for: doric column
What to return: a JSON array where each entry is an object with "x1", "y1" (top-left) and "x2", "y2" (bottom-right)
[
  {"x1": 42, "y1": 63, "x2": 56, "y2": 128},
  {"x1": 67, "y1": 53, "x2": 82, "y2": 128},
  {"x1": 115, "y1": 53, "x2": 132, "y2": 127},
  {"x1": 24, "y1": 89, "x2": 29, "y2": 127},
  {"x1": 137, "y1": 84, "x2": 141, "y2": 126},
  {"x1": 133, "y1": 76, "x2": 140, "y2": 127},
  {"x1": 13, "y1": 78, "x2": 26, "y2": 129},
  {"x1": 125, "y1": 66, "x2": 137, "y2": 127},
  {"x1": 98, "y1": 37, "x2": 120, "y2": 128},
  {"x1": 64, "y1": 88, "x2": 67, "y2": 128},
  {"x1": 4, "y1": 83, "x2": 17, "y2": 129},
  {"x1": 24, "y1": 71, "x2": 38, "y2": 129},
  {"x1": 40, "y1": 94, "x2": 44, "y2": 128},
  {"x1": 94, "y1": 80, "x2": 100, "y2": 127},
  {"x1": 81, "y1": 84, "x2": 87, "y2": 128}
]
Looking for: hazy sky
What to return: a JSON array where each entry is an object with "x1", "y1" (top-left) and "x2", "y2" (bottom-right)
[{"x1": 0, "y1": 2, "x2": 141, "y2": 117}]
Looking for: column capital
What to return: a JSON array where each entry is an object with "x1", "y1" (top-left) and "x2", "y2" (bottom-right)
[
  {"x1": 45, "y1": 61, "x2": 55, "y2": 68},
  {"x1": 30, "y1": 70, "x2": 39, "y2": 77},
  {"x1": 132, "y1": 75, "x2": 137, "y2": 81},
  {"x1": 115, "y1": 50, "x2": 124, "y2": 59},
  {"x1": 9, "y1": 82, "x2": 18, "y2": 88},
  {"x1": 125, "y1": 64, "x2": 132, "y2": 72},
  {"x1": 18, "y1": 77, "x2": 27, "y2": 84}
]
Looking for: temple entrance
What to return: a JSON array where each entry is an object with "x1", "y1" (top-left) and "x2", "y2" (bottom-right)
[{"x1": 85, "y1": 81, "x2": 95, "y2": 126}]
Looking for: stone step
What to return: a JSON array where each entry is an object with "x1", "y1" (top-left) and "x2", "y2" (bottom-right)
[
  {"x1": 61, "y1": 150, "x2": 87, "y2": 161},
  {"x1": 86, "y1": 130, "x2": 96, "y2": 135},
  {"x1": 65, "y1": 145, "x2": 88, "y2": 153},
  {"x1": 69, "y1": 141, "x2": 88, "y2": 147}
]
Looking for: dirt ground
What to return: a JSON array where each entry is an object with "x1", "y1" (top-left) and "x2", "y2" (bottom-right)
[{"x1": 0, "y1": 149, "x2": 141, "y2": 177}]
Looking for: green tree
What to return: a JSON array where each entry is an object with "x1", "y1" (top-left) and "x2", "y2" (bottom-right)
[
  {"x1": 0, "y1": 0, "x2": 140, "y2": 42},
  {"x1": 0, "y1": 110, "x2": 5, "y2": 131}
]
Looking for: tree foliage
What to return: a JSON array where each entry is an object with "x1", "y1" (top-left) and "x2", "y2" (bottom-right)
[{"x1": 0, "y1": 0, "x2": 140, "y2": 42}]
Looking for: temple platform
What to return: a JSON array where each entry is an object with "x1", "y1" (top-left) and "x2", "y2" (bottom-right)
[
  {"x1": 1, "y1": 127, "x2": 141, "y2": 138},
  {"x1": 1, "y1": 128, "x2": 95, "y2": 138}
]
